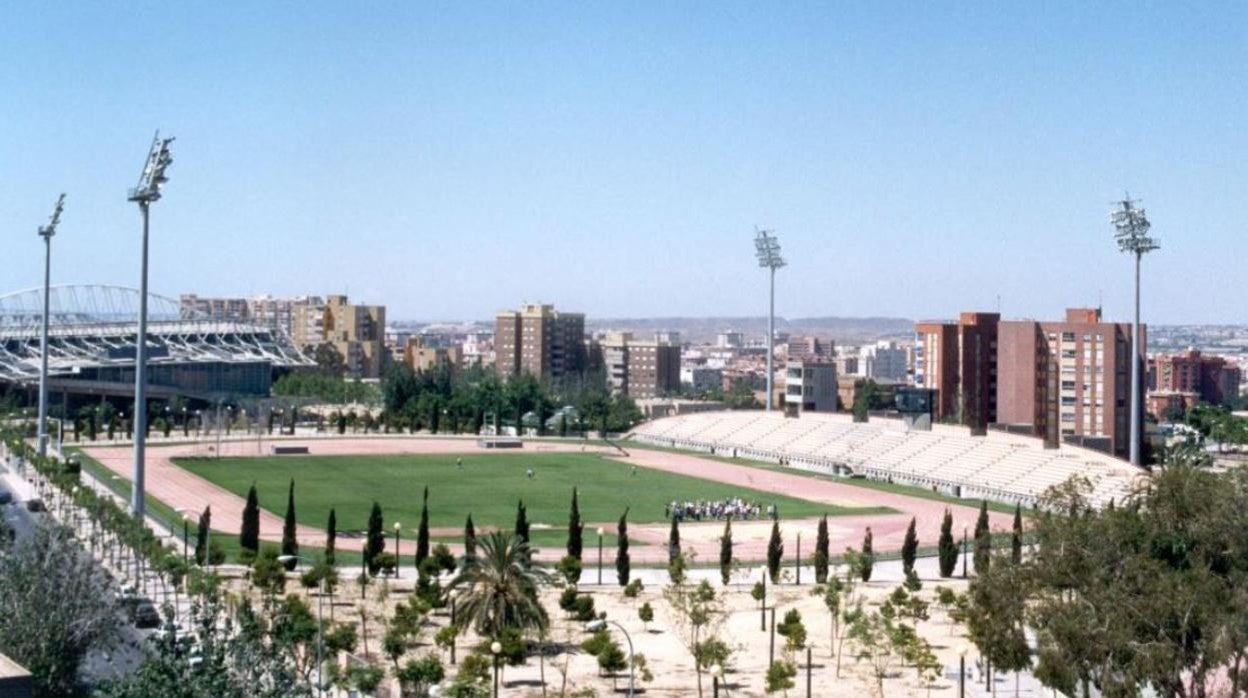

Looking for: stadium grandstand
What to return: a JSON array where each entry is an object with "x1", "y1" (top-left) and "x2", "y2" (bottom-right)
[
  {"x1": 0, "y1": 284, "x2": 310, "y2": 401},
  {"x1": 630, "y1": 410, "x2": 1145, "y2": 508}
]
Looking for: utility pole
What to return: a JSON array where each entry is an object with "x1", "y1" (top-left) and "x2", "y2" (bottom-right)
[
  {"x1": 1111, "y1": 195, "x2": 1158, "y2": 467},
  {"x1": 36, "y1": 194, "x2": 66, "y2": 458},
  {"x1": 127, "y1": 132, "x2": 175, "y2": 519},
  {"x1": 755, "y1": 229, "x2": 786, "y2": 411}
]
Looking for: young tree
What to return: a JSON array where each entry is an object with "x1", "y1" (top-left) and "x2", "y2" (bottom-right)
[
  {"x1": 365, "y1": 501, "x2": 385, "y2": 576},
  {"x1": 767, "y1": 520, "x2": 784, "y2": 583},
  {"x1": 464, "y1": 514, "x2": 477, "y2": 562},
  {"x1": 281, "y1": 479, "x2": 298, "y2": 571},
  {"x1": 814, "y1": 514, "x2": 830, "y2": 584},
  {"x1": 417, "y1": 486, "x2": 431, "y2": 567},
  {"x1": 901, "y1": 517, "x2": 918, "y2": 576},
  {"x1": 973, "y1": 500, "x2": 991, "y2": 575},
  {"x1": 669, "y1": 516, "x2": 682, "y2": 564},
  {"x1": 938, "y1": 509, "x2": 958, "y2": 578},
  {"x1": 1011, "y1": 502, "x2": 1023, "y2": 565},
  {"x1": 719, "y1": 518, "x2": 733, "y2": 586},
  {"x1": 617, "y1": 508, "x2": 631, "y2": 586},
  {"x1": 326, "y1": 507, "x2": 337, "y2": 566},
  {"x1": 514, "y1": 500, "x2": 530, "y2": 546},
  {"x1": 639, "y1": 601, "x2": 655, "y2": 630},
  {"x1": 765, "y1": 660, "x2": 797, "y2": 695},
  {"x1": 860, "y1": 528, "x2": 875, "y2": 582},
  {"x1": 240, "y1": 483, "x2": 260, "y2": 558}
]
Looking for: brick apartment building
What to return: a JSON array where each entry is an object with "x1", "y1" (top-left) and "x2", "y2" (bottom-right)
[
  {"x1": 913, "y1": 312, "x2": 1000, "y2": 432},
  {"x1": 1150, "y1": 348, "x2": 1242, "y2": 407},
  {"x1": 600, "y1": 332, "x2": 681, "y2": 398},
  {"x1": 996, "y1": 308, "x2": 1138, "y2": 457},
  {"x1": 494, "y1": 303, "x2": 586, "y2": 381}
]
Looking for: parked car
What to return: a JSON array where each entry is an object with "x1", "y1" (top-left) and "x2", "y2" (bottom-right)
[
  {"x1": 131, "y1": 601, "x2": 161, "y2": 629},
  {"x1": 25, "y1": 499, "x2": 46, "y2": 512}
]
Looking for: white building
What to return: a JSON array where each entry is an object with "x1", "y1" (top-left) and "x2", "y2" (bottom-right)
[{"x1": 861, "y1": 340, "x2": 909, "y2": 382}]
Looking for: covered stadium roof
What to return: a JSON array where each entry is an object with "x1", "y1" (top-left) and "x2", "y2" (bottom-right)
[{"x1": 0, "y1": 284, "x2": 311, "y2": 383}]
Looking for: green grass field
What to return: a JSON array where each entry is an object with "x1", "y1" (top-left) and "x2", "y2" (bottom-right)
[{"x1": 175, "y1": 452, "x2": 893, "y2": 543}]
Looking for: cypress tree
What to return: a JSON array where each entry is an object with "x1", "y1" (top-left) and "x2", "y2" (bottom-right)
[
  {"x1": 1011, "y1": 502, "x2": 1023, "y2": 565},
  {"x1": 567, "y1": 488, "x2": 583, "y2": 561},
  {"x1": 326, "y1": 507, "x2": 337, "y2": 566},
  {"x1": 365, "y1": 501, "x2": 385, "y2": 576},
  {"x1": 616, "y1": 508, "x2": 630, "y2": 586},
  {"x1": 515, "y1": 500, "x2": 531, "y2": 565},
  {"x1": 281, "y1": 479, "x2": 298, "y2": 571},
  {"x1": 767, "y1": 520, "x2": 783, "y2": 583},
  {"x1": 719, "y1": 518, "x2": 733, "y2": 586},
  {"x1": 901, "y1": 516, "x2": 918, "y2": 576},
  {"x1": 240, "y1": 483, "x2": 260, "y2": 557},
  {"x1": 973, "y1": 500, "x2": 991, "y2": 575},
  {"x1": 860, "y1": 527, "x2": 874, "y2": 582},
  {"x1": 464, "y1": 514, "x2": 477, "y2": 562},
  {"x1": 813, "y1": 515, "x2": 829, "y2": 584},
  {"x1": 938, "y1": 508, "x2": 957, "y2": 578},
  {"x1": 195, "y1": 506, "x2": 212, "y2": 566},
  {"x1": 416, "y1": 486, "x2": 430, "y2": 567},
  {"x1": 668, "y1": 517, "x2": 681, "y2": 564}
]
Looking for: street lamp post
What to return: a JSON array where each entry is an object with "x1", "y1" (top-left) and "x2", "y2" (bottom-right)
[
  {"x1": 957, "y1": 643, "x2": 969, "y2": 698},
  {"x1": 127, "y1": 131, "x2": 174, "y2": 521},
  {"x1": 754, "y1": 229, "x2": 786, "y2": 412},
  {"x1": 393, "y1": 522, "x2": 402, "y2": 575},
  {"x1": 711, "y1": 663, "x2": 723, "y2": 697},
  {"x1": 491, "y1": 640, "x2": 502, "y2": 698},
  {"x1": 587, "y1": 619, "x2": 635, "y2": 697},
  {"x1": 596, "y1": 527, "x2": 604, "y2": 584},
  {"x1": 1111, "y1": 195, "x2": 1159, "y2": 467},
  {"x1": 36, "y1": 194, "x2": 66, "y2": 458},
  {"x1": 962, "y1": 527, "x2": 968, "y2": 579}
]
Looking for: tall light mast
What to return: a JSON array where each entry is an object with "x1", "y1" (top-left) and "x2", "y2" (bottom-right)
[
  {"x1": 36, "y1": 194, "x2": 66, "y2": 458},
  {"x1": 755, "y1": 229, "x2": 786, "y2": 412},
  {"x1": 1111, "y1": 194, "x2": 1158, "y2": 467},
  {"x1": 128, "y1": 132, "x2": 175, "y2": 519}
]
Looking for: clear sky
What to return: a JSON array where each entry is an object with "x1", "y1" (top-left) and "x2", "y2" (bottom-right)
[{"x1": 2, "y1": 3, "x2": 1244, "y2": 324}]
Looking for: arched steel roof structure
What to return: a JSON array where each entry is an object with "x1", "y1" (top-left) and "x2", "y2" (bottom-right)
[{"x1": 0, "y1": 284, "x2": 311, "y2": 383}]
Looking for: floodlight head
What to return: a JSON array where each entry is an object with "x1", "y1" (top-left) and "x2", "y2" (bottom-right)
[
  {"x1": 585, "y1": 619, "x2": 606, "y2": 632},
  {"x1": 754, "y1": 228, "x2": 786, "y2": 270},
  {"x1": 1111, "y1": 194, "x2": 1159, "y2": 256},
  {"x1": 128, "y1": 131, "x2": 175, "y2": 203},
  {"x1": 39, "y1": 193, "x2": 66, "y2": 240}
]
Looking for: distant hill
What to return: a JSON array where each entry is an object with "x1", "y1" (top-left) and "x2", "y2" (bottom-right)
[{"x1": 586, "y1": 316, "x2": 914, "y2": 344}]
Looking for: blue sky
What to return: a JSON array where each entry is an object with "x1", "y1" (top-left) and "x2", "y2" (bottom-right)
[{"x1": 2, "y1": 3, "x2": 1244, "y2": 324}]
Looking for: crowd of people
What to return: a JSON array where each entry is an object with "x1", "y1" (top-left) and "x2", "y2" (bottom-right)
[{"x1": 664, "y1": 497, "x2": 774, "y2": 522}]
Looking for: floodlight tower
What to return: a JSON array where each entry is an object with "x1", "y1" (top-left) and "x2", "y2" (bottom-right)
[
  {"x1": 1111, "y1": 194, "x2": 1158, "y2": 467},
  {"x1": 127, "y1": 132, "x2": 175, "y2": 519},
  {"x1": 755, "y1": 228, "x2": 786, "y2": 411},
  {"x1": 36, "y1": 194, "x2": 66, "y2": 458}
]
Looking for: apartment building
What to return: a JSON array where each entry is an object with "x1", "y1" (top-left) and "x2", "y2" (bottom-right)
[
  {"x1": 784, "y1": 359, "x2": 838, "y2": 414},
  {"x1": 600, "y1": 332, "x2": 680, "y2": 398},
  {"x1": 787, "y1": 336, "x2": 833, "y2": 361},
  {"x1": 404, "y1": 336, "x2": 463, "y2": 374},
  {"x1": 1151, "y1": 349, "x2": 1242, "y2": 407},
  {"x1": 494, "y1": 303, "x2": 586, "y2": 381},
  {"x1": 861, "y1": 340, "x2": 909, "y2": 382},
  {"x1": 179, "y1": 294, "x2": 311, "y2": 338},
  {"x1": 294, "y1": 295, "x2": 386, "y2": 379},
  {"x1": 996, "y1": 308, "x2": 1137, "y2": 457},
  {"x1": 914, "y1": 312, "x2": 1000, "y2": 431}
]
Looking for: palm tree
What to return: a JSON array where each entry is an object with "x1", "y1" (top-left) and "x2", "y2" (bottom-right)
[{"x1": 447, "y1": 531, "x2": 551, "y2": 642}]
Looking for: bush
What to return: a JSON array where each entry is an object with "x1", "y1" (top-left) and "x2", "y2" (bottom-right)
[
  {"x1": 559, "y1": 587, "x2": 580, "y2": 613},
  {"x1": 623, "y1": 578, "x2": 644, "y2": 599},
  {"x1": 432, "y1": 543, "x2": 457, "y2": 574},
  {"x1": 557, "y1": 555, "x2": 583, "y2": 586},
  {"x1": 573, "y1": 595, "x2": 597, "y2": 622}
]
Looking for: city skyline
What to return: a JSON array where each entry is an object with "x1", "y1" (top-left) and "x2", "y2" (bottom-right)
[{"x1": 3, "y1": 3, "x2": 1245, "y2": 324}]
